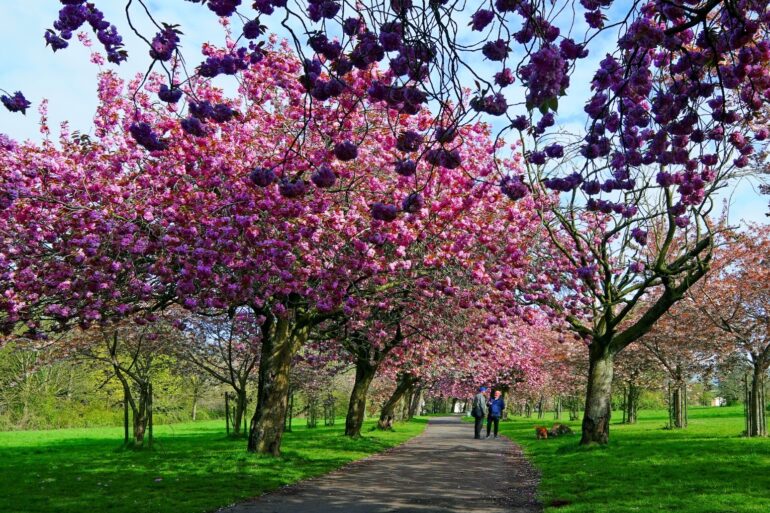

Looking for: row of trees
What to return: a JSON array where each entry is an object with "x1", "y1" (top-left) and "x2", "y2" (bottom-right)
[
  {"x1": 2, "y1": 0, "x2": 770, "y2": 449},
  {"x1": 507, "y1": 225, "x2": 770, "y2": 437}
]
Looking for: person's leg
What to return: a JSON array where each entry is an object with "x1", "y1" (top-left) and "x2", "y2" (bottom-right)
[
  {"x1": 493, "y1": 417, "x2": 500, "y2": 437},
  {"x1": 474, "y1": 416, "x2": 482, "y2": 438},
  {"x1": 486, "y1": 416, "x2": 492, "y2": 437}
]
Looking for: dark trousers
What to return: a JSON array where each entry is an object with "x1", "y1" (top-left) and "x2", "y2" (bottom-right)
[
  {"x1": 473, "y1": 415, "x2": 484, "y2": 439},
  {"x1": 487, "y1": 416, "x2": 500, "y2": 437}
]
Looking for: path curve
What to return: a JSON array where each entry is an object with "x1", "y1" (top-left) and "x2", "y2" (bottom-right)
[{"x1": 218, "y1": 416, "x2": 541, "y2": 513}]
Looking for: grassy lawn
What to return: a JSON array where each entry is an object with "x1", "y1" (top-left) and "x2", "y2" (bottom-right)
[
  {"x1": 500, "y1": 405, "x2": 770, "y2": 513},
  {"x1": 0, "y1": 416, "x2": 427, "y2": 513}
]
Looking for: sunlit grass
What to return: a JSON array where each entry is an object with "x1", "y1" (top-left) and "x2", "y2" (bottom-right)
[
  {"x1": 501, "y1": 405, "x2": 770, "y2": 513},
  {"x1": 0, "y1": 416, "x2": 428, "y2": 513}
]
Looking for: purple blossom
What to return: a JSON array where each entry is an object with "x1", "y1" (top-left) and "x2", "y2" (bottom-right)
[
  {"x1": 394, "y1": 159, "x2": 417, "y2": 177},
  {"x1": 585, "y1": 10, "x2": 605, "y2": 29},
  {"x1": 45, "y1": 30, "x2": 69, "y2": 51},
  {"x1": 342, "y1": 17, "x2": 363, "y2": 36},
  {"x1": 435, "y1": 126, "x2": 457, "y2": 144},
  {"x1": 210, "y1": 103, "x2": 236, "y2": 123},
  {"x1": 544, "y1": 144, "x2": 564, "y2": 158},
  {"x1": 629, "y1": 261, "x2": 645, "y2": 273},
  {"x1": 279, "y1": 179, "x2": 307, "y2": 198},
  {"x1": 581, "y1": 180, "x2": 601, "y2": 195},
  {"x1": 631, "y1": 227, "x2": 647, "y2": 245},
  {"x1": 149, "y1": 27, "x2": 179, "y2": 61},
  {"x1": 402, "y1": 192, "x2": 424, "y2": 213},
  {"x1": 519, "y1": 44, "x2": 568, "y2": 110},
  {"x1": 511, "y1": 116, "x2": 529, "y2": 131},
  {"x1": 371, "y1": 202, "x2": 399, "y2": 221},
  {"x1": 206, "y1": 0, "x2": 241, "y2": 17},
  {"x1": 243, "y1": 19, "x2": 263, "y2": 39},
  {"x1": 158, "y1": 85, "x2": 183, "y2": 103},
  {"x1": 469, "y1": 9, "x2": 494, "y2": 31},
  {"x1": 576, "y1": 265, "x2": 596, "y2": 280},
  {"x1": 500, "y1": 175, "x2": 528, "y2": 201},
  {"x1": 674, "y1": 216, "x2": 690, "y2": 228},
  {"x1": 180, "y1": 117, "x2": 206, "y2": 137},
  {"x1": 425, "y1": 148, "x2": 462, "y2": 169},
  {"x1": 527, "y1": 151, "x2": 547, "y2": 165},
  {"x1": 249, "y1": 167, "x2": 276, "y2": 187},
  {"x1": 482, "y1": 39, "x2": 510, "y2": 61},
  {"x1": 334, "y1": 141, "x2": 358, "y2": 161},
  {"x1": 559, "y1": 38, "x2": 588, "y2": 59},
  {"x1": 656, "y1": 171, "x2": 675, "y2": 187},
  {"x1": 495, "y1": 68, "x2": 515, "y2": 87},
  {"x1": 0, "y1": 189, "x2": 18, "y2": 210},
  {"x1": 1, "y1": 91, "x2": 31, "y2": 114},
  {"x1": 470, "y1": 93, "x2": 508, "y2": 116},
  {"x1": 129, "y1": 122, "x2": 167, "y2": 151},
  {"x1": 396, "y1": 130, "x2": 424, "y2": 152},
  {"x1": 379, "y1": 22, "x2": 403, "y2": 52},
  {"x1": 189, "y1": 100, "x2": 215, "y2": 120},
  {"x1": 311, "y1": 165, "x2": 337, "y2": 188}
]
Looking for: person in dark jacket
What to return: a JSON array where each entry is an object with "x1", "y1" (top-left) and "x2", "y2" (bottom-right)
[
  {"x1": 470, "y1": 386, "x2": 489, "y2": 439},
  {"x1": 486, "y1": 390, "x2": 505, "y2": 438}
]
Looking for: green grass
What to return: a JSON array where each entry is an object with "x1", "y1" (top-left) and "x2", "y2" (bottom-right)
[
  {"x1": 500, "y1": 405, "x2": 770, "y2": 513},
  {"x1": 0, "y1": 417, "x2": 427, "y2": 513}
]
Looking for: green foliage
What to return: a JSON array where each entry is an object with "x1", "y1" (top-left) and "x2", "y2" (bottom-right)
[
  {"x1": 0, "y1": 345, "x2": 224, "y2": 430},
  {"x1": 0, "y1": 417, "x2": 427, "y2": 513},
  {"x1": 637, "y1": 389, "x2": 666, "y2": 410},
  {"x1": 501, "y1": 405, "x2": 770, "y2": 512}
]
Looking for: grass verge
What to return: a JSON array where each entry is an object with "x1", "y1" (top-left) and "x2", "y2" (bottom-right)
[
  {"x1": 500, "y1": 405, "x2": 770, "y2": 513},
  {"x1": 0, "y1": 416, "x2": 428, "y2": 513}
]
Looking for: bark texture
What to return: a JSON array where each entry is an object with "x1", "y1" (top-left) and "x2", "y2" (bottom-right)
[
  {"x1": 580, "y1": 345, "x2": 614, "y2": 445},
  {"x1": 344, "y1": 360, "x2": 377, "y2": 437}
]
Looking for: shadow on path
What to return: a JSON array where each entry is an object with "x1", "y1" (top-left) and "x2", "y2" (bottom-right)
[{"x1": 218, "y1": 416, "x2": 541, "y2": 513}]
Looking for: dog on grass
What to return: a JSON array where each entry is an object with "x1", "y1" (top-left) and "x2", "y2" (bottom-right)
[{"x1": 535, "y1": 426, "x2": 548, "y2": 439}]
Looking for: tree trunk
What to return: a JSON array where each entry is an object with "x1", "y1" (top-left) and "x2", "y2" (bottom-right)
[
  {"x1": 580, "y1": 344, "x2": 615, "y2": 445},
  {"x1": 748, "y1": 365, "x2": 767, "y2": 437},
  {"x1": 247, "y1": 317, "x2": 307, "y2": 455},
  {"x1": 345, "y1": 359, "x2": 377, "y2": 437},
  {"x1": 671, "y1": 375, "x2": 687, "y2": 429},
  {"x1": 625, "y1": 382, "x2": 640, "y2": 424},
  {"x1": 191, "y1": 396, "x2": 198, "y2": 421},
  {"x1": 233, "y1": 388, "x2": 247, "y2": 435},
  {"x1": 132, "y1": 384, "x2": 151, "y2": 447},
  {"x1": 378, "y1": 373, "x2": 416, "y2": 429},
  {"x1": 408, "y1": 387, "x2": 422, "y2": 419}
]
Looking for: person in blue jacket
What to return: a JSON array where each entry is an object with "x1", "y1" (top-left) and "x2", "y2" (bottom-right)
[{"x1": 486, "y1": 390, "x2": 505, "y2": 438}]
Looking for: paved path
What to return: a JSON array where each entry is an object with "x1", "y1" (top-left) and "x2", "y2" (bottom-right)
[{"x1": 219, "y1": 416, "x2": 541, "y2": 513}]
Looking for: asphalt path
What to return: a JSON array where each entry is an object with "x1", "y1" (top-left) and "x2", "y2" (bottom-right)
[{"x1": 218, "y1": 416, "x2": 541, "y2": 513}]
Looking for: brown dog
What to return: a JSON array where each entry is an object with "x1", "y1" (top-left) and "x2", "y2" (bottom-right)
[{"x1": 535, "y1": 426, "x2": 548, "y2": 439}]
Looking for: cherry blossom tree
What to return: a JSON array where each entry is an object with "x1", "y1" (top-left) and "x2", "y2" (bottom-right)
[
  {"x1": 697, "y1": 225, "x2": 770, "y2": 436},
  {"x1": 637, "y1": 299, "x2": 721, "y2": 429}
]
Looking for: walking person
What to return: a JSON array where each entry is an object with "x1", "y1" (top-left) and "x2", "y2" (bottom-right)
[
  {"x1": 486, "y1": 390, "x2": 505, "y2": 438},
  {"x1": 471, "y1": 387, "x2": 489, "y2": 439}
]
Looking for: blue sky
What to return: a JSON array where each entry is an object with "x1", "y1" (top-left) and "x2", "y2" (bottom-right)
[{"x1": 0, "y1": 1, "x2": 766, "y2": 223}]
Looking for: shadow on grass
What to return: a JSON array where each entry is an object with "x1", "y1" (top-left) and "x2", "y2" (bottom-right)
[
  {"x1": 0, "y1": 419, "x2": 426, "y2": 513},
  {"x1": 501, "y1": 407, "x2": 770, "y2": 513}
]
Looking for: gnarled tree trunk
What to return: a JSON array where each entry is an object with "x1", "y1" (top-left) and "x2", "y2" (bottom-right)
[
  {"x1": 580, "y1": 343, "x2": 615, "y2": 445},
  {"x1": 345, "y1": 360, "x2": 377, "y2": 437},
  {"x1": 378, "y1": 373, "x2": 417, "y2": 430},
  {"x1": 248, "y1": 316, "x2": 308, "y2": 455},
  {"x1": 407, "y1": 386, "x2": 422, "y2": 419}
]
